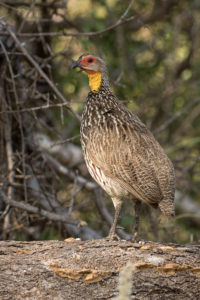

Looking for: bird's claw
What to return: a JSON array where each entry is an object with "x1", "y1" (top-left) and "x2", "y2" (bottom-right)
[{"x1": 106, "y1": 232, "x2": 120, "y2": 241}]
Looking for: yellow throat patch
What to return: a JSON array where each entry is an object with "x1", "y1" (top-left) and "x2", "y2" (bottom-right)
[{"x1": 87, "y1": 71, "x2": 102, "y2": 92}]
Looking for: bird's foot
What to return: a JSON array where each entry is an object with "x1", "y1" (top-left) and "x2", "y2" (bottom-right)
[
  {"x1": 131, "y1": 231, "x2": 139, "y2": 242},
  {"x1": 130, "y1": 232, "x2": 145, "y2": 245},
  {"x1": 106, "y1": 232, "x2": 120, "y2": 241}
]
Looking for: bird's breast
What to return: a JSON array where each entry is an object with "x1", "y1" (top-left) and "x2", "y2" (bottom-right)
[{"x1": 83, "y1": 152, "x2": 129, "y2": 198}]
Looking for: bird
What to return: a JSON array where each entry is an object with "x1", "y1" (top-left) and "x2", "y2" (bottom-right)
[{"x1": 72, "y1": 54, "x2": 175, "y2": 241}]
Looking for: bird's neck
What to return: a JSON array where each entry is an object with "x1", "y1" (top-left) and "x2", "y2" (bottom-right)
[{"x1": 87, "y1": 71, "x2": 102, "y2": 92}]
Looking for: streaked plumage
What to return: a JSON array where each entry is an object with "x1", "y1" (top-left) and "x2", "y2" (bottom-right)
[{"x1": 72, "y1": 54, "x2": 175, "y2": 240}]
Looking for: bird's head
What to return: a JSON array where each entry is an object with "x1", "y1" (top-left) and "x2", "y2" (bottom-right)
[{"x1": 72, "y1": 54, "x2": 108, "y2": 92}]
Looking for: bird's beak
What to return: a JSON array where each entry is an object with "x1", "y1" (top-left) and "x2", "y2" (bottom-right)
[{"x1": 71, "y1": 60, "x2": 80, "y2": 69}]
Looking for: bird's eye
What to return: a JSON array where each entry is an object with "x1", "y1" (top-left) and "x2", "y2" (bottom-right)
[{"x1": 87, "y1": 58, "x2": 93, "y2": 63}]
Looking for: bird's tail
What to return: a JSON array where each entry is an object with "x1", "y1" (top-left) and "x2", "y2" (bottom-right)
[{"x1": 159, "y1": 198, "x2": 175, "y2": 217}]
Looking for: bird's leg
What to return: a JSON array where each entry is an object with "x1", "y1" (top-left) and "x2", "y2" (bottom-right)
[
  {"x1": 132, "y1": 200, "x2": 141, "y2": 242},
  {"x1": 107, "y1": 197, "x2": 122, "y2": 240}
]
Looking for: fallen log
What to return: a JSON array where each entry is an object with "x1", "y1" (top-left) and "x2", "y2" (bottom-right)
[{"x1": 0, "y1": 239, "x2": 199, "y2": 299}]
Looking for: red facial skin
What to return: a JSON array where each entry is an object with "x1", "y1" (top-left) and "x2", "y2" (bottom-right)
[{"x1": 78, "y1": 56, "x2": 96, "y2": 73}]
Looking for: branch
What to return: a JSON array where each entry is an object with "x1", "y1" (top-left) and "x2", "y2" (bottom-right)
[
  {"x1": 0, "y1": 1, "x2": 136, "y2": 38},
  {"x1": 1, "y1": 192, "x2": 79, "y2": 225}
]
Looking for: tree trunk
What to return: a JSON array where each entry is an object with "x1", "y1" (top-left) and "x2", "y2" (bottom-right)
[{"x1": 0, "y1": 240, "x2": 200, "y2": 299}]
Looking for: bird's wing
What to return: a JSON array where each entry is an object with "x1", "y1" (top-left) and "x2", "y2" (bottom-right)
[{"x1": 86, "y1": 112, "x2": 172, "y2": 206}]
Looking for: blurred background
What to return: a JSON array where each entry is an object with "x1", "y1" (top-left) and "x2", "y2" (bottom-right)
[{"x1": 0, "y1": 0, "x2": 199, "y2": 243}]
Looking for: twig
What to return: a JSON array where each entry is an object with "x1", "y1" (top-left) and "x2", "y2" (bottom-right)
[
  {"x1": 0, "y1": 44, "x2": 15, "y2": 201},
  {"x1": 0, "y1": 37, "x2": 28, "y2": 203},
  {"x1": 0, "y1": 16, "x2": 135, "y2": 38},
  {"x1": 0, "y1": 20, "x2": 81, "y2": 122},
  {"x1": 0, "y1": 204, "x2": 11, "y2": 221},
  {"x1": 1, "y1": 192, "x2": 79, "y2": 225},
  {"x1": 0, "y1": 41, "x2": 15, "y2": 235},
  {"x1": 0, "y1": 102, "x2": 77, "y2": 114},
  {"x1": 153, "y1": 98, "x2": 200, "y2": 134},
  {"x1": 44, "y1": 153, "x2": 97, "y2": 191},
  {"x1": 184, "y1": 156, "x2": 200, "y2": 173},
  {"x1": 119, "y1": 0, "x2": 135, "y2": 21},
  {"x1": 0, "y1": 1, "x2": 135, "y2": 39},
  {"x1": 17, "y1": 0, "x2": 36, "y2": 34},
  {"x1": 68, "y1": 173, "x2": 78, "y2": 215},
  {"x1": 50, "y1": 135, "x2": 80, "y2": 147},
  {"x1": 0, "y1": 1, "x2": 65, "y2": 9}
]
